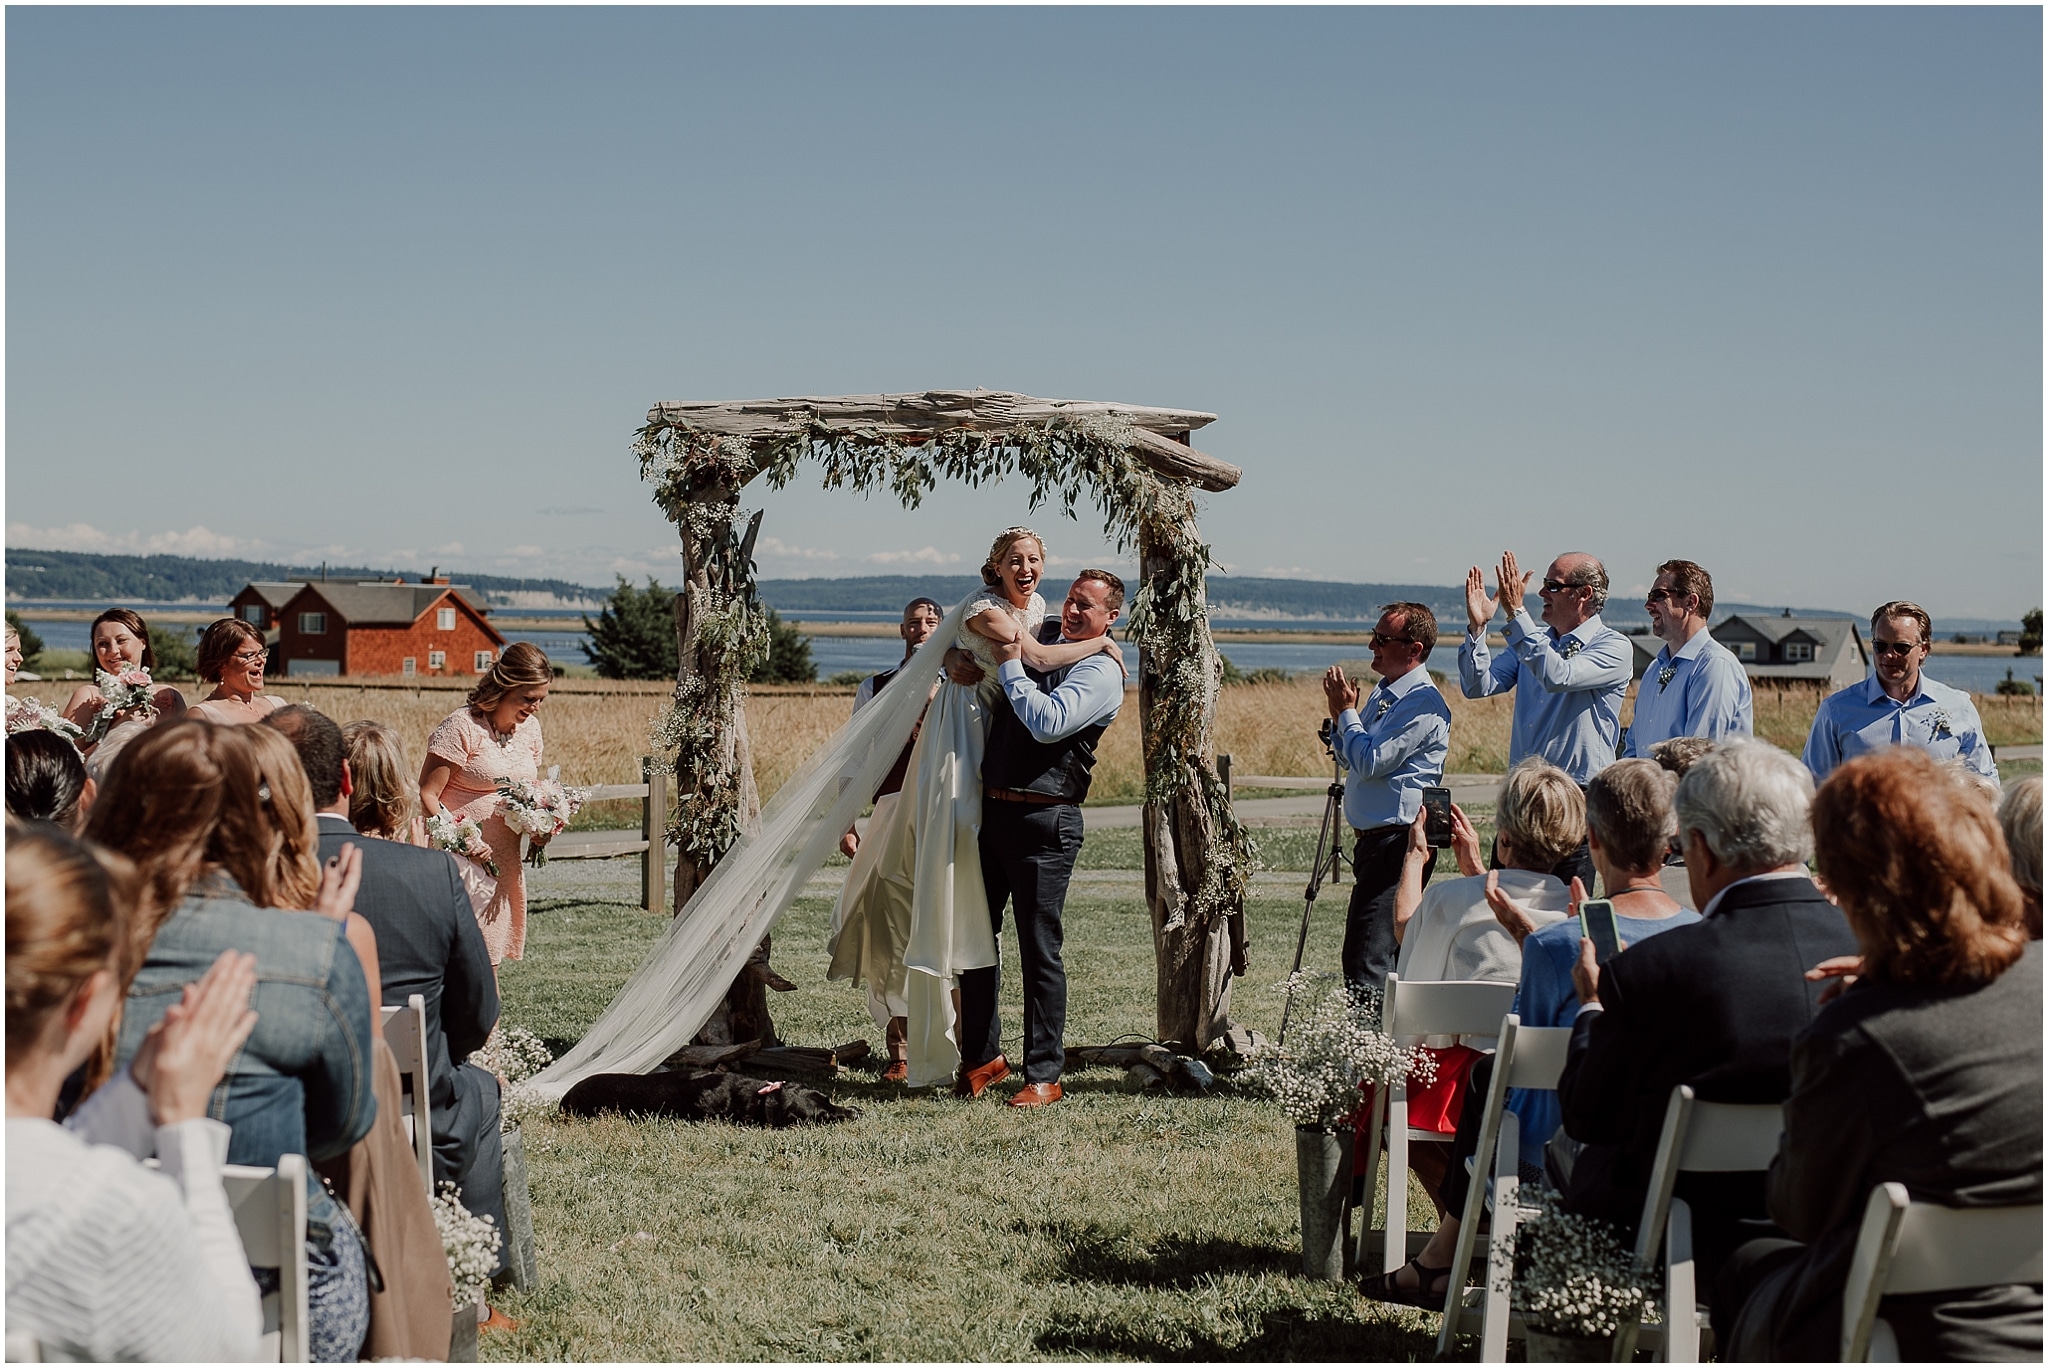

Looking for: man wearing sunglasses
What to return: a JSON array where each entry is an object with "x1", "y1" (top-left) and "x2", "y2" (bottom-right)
[
  {"x1": 1460, "y1": 550, "x2": 1632, "y2": 889},
  {"x1": 1622, "y1": 559, "x2": 1753, "y2": 757},
  {"x1": 1321, "y1": 602, "x2": 1453, "y2": 993},
  {"x1": 1803, "y1": 600, "x2": 1996, "y2": 782}
]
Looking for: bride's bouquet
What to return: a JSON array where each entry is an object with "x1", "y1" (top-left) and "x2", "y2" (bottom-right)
[
  {"x1": 5, "y1": 693, "x2": 84, "y2": 744},
  {"x1": 82, "y1": 667, "x2": 158, "y2": 745},
  {"x1": 495, "y1": 776, "x2": 587, "y2": 867},
  {"x1": 427, "y1": 811, "x2": 500, "y2": 878}
]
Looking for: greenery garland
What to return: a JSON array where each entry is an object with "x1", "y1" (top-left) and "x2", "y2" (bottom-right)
[{"x1": 633, "y1": 413, "x2": 1255, "y2": 928}]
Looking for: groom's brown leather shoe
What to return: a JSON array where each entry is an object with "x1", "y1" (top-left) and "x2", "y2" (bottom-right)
[
  {"x1": 953, "y1": 1054, "x2": 1010, "y2": 1098},
  {"x1": 1008, "y1": 1082, "x2": 1062, "y2": 1108}
]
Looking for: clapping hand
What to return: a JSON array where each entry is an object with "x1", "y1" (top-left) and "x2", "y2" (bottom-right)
[
  {"x1": 129, "y1": 950, "x2": 259, "y2": 1127},
  {"x1": 1496, "y1": 550, "x2": 1533, "y2": 618},
  {"x1": 313, "y1": 842, "x2": 362, "y2": 921},
  {"x1": 1464, "y1": 566, "x2": 1499, "y2": 633},
  {"x1": 1448, "y1": 803, "x2": 1484, "y2": 876},
  {"x1": 1322, "y1": 665, "x2": 1359, "y2": 720}
]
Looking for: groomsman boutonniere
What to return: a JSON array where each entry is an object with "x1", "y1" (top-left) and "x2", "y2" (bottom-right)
[
  {"x1": 1558, "y1": 638, "x2": 1584, "y2": 660},
  {"x1": 1927, "y1": 707, "x2": 1955, "y2": 740},
  {"x1": 1374, "y1": 694, "x2": 1395, "y2": 722},
  {"x1": 1657, "y1": 663, "x2": 1678, "y2": 690}
]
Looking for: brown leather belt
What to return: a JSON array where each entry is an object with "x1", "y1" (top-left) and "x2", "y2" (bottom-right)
[{"x1": 985, "y1": 786, "x2": 1071, "y2": 806}]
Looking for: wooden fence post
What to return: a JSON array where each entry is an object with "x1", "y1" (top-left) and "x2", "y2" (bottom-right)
[{"x1": 641, "y1": 756, "x2": 670, "y2": 914}]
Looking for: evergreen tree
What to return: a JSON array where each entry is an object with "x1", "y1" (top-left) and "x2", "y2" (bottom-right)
[
  {"x1": 752, "y1": 609, "x2": 815, "y2": 684},
  {"x1": 147, "y1": 624, "x2": 199, "y2": 679},
  {"x1": 582, "y1": 577, "x2": 678, "y2": 680},
  {"x1": 2020, "y1": 608, "x2": 2042, "y2": 655}
]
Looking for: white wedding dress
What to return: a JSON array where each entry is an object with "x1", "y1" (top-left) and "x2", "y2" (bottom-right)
[{"x1": 529, "y1": 591, "x2": 1026, "y2": 1100}]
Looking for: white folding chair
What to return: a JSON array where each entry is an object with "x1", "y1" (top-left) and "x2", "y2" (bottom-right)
[
  {"x1": 1433, "y1": 1014, "x2": 1575, "y2": 1361},
  {"x1": 1615, "y1": 1085, "x2": 1784, "y2": 1362},
  {"x1": 1840, "y1": 1182, "x2": 2042, "y2": 1361},
  {"x1": 1355, "y1": 974, "x2": 1519, "y2": 1279},
  {"x1": 224, "y1": 1154, "x2": 311, "y2": 1362},
  {"x1": 381, "y1": 995, "x2": 435, "y2": 1191}
]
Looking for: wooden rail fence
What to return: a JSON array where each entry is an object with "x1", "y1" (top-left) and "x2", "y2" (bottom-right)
[{"x1": 544, "y1": 758, "x2": 672, "y2": 913}]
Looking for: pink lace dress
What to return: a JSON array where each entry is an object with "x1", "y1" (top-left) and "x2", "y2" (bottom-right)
[{"x1": 426, "y1": 707, "x2": 543, "y2": 964}]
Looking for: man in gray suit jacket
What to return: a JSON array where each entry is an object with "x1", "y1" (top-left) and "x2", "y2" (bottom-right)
[{"x1": 267, "y1": 708, "x2": 506, "y2": 1265}]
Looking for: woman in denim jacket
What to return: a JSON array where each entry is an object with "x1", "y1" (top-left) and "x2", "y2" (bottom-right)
[{"x1": 87, "y1": 718, "x2": 381, "y2": 1362}]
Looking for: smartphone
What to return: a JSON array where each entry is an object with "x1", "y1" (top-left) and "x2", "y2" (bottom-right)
[
  {"x1": 1422, "y1": 787, "x2": 1453, "y2": 848},
  {"x1": 1580, "y1": 899, "x2": 1623, "y2": 965}
]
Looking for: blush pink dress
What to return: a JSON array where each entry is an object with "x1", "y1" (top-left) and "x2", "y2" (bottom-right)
[{"x1": 426, "y1": 707, "x2": 543, "y2": 964}]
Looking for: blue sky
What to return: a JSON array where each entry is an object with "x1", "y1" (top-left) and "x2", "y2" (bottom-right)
[{"x1": 7, "y1": 7, "x2": 2041, "y2": 619}]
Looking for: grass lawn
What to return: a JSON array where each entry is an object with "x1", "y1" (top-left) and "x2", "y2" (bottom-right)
[{"x1": 484, "y1": 829, "x2": 1467, "y2": 1361}]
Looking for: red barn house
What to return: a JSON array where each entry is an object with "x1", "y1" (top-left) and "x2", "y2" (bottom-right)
[{"x1": 234, "y1": 578, "x2": 508, "y2": 678}]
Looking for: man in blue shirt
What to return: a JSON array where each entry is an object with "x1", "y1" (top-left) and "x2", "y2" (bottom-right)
[
  {"x1": 1459, "y1": 550, "x2": 1632, "y2": 889},
  {"x1": 1321, "y1": 601, "x2": 1453, "y2": 993},
  {"x1": 1624, "y1": 559, "x2": 1753, "y2": 757},
  {"x1": 1804, "y1": 600, "x2": 1998, "y2": 783}
]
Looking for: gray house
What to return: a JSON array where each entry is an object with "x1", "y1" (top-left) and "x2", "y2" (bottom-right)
[{"x1": 1711, "y1": 613, "x2": 1867, "y2": 691}]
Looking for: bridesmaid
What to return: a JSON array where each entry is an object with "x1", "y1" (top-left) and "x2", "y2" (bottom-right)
[
  {"x1": 419, "y1": 643, "x2": 552, "y2": 965},
  {"x1": 187, "y1": 619, "x2": 288, "y2": 725},
  {"x1": 60, "y1": 609, "x2": 189, "y2": 731}
]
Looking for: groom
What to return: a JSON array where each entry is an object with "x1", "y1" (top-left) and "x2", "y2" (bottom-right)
[{"x1": 947, "y1": 569, "x2": 1127, "y2": 1107}]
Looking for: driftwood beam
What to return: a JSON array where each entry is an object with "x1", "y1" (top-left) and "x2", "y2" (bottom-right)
[
  {"x1": 1124, "y1": 425, "x2": 1240, "y2": 492},
  {"x1": 648, "y1": 389, "x2": 1217, "y2": 437}
]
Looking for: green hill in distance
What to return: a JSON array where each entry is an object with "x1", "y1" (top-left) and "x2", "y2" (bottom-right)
[{"x1": 5, "y1": 547, "x2": 601, "y2": 605}]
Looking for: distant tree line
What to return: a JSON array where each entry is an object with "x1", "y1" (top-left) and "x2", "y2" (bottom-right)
[{"x1": 3, "y1": 548, "x2": 599, "y2": 605}]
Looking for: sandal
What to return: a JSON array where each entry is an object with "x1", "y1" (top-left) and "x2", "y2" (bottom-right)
[{"x1": 1358, "y1": 1256, "x2": 1453, "y2": 1308}]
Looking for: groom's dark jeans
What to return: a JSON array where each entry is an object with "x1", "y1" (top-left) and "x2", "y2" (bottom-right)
[{"x1": 960, "y1": 798, "x2": 1083, "y2": 1083}]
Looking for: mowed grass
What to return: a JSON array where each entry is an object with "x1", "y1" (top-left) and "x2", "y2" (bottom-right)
[{"x1": 483, "y1": 835, "x2": 1466, "y2": 1362}]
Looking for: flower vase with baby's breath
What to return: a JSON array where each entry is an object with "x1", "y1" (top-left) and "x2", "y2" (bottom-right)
[
  {"x1": 1513, "y1": 1189, "x2": 1659, "y2": 1360},
  {"x1": 1253, "y1": 973, "x2": 1437, "y2": 1279}
]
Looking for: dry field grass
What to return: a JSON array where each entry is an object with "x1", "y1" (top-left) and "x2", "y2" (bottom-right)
[{"x1": 18, "y1": 669, "x2": 2037, "y2": 815}]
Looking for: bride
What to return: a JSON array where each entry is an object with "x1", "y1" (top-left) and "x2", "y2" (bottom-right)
[{"x1": 830, "y1": 526, "x2": 1121, "y2": 1089}]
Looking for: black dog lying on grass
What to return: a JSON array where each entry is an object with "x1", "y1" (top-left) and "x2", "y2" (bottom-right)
[{"x1": 560, "y1": 1068, "x2": 860, "y2": 1128}]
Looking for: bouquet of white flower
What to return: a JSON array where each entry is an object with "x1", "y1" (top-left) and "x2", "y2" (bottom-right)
[
  {"x1": 431, "y1": 1181, "x2": 503, "y2": 1307},
  {"x1": 1253, "y1": 972, "x2": 1437, "y2": 1130},
  {"x1": 472, "y1": 1025, "x2": 555, "y2": 1131},
  {"x1": 82, "y1": 667, "x2": 157, "y2": 744},
  {"x1": 427, "y1": 810, "x2": 499, "y2": 878},
  {"x1": 494, "y1": 776, "x2": 587, "y2": 867},
  {"x1": 1513, "y1": 1188, "x2": 1659, "y2": 1340},
  {"x1": 5, "y1": 693, "x2": 84, "y2": 743}
]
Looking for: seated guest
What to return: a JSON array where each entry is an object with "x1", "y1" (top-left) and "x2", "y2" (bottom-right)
[
  {"x1": 1393, "y1": 757, "x2": 1583, "y2": 986},
  {"x1": 1557, "y1": 739, "x2": 1857, "y2": 1291},
  {"x1": 2000, "y1": 775, "x2": 2042, "y2": 939},
  {"x1": 340, "y1": 720, "x2": 422, "y2": 842},
  {"x1": 266, "y1": 707, "x2": 507, "y2": 1286},
  {"x1": 6, "y1": 730, "x2": 94, "y2": 831},
  {"x1": 1648, "y1": 734, "x2": 1715, "y2": 777},
  {"x1": 6, "y1": 825, "x2": 262, "y2": 1362},
  {"x1": 1718, "y1": 749, "x2": 2040, "y2": 1361},
  {"x1": 186, "y1": 619, "x2": 287, "y2": 725},
  {"x1": 1367, "y1": 760, "x2": 1699, "y2": 1307},
  {"x1": 84, "y1": 718, "x2": 379, "y2": 1362}
]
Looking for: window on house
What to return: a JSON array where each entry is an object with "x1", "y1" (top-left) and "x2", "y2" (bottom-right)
[
  {"x1": 428, "y1": 650, "x2": 446, "y2": 671},
  {"x1": 474, "y1": 650, "x2": 494, "y2": 673},
  {"x1": 1733, "y1": 641, "x2": 1756, "y2": 661},
  {"x1": 437, "y1": 607, "x2": 456, "y2": 631},
  {"x1": 240, "y1": 604, "x2": 265, "y2": 625},
  {"x1": 1784, "y1": 641, "x2": 1814, "y2": 663},
  {"x1": 299, "y1": 612, "x2": 327, "y2": 635},
  {"x1": 402, "y1": 657, "x2": 417, "y2": 677}
]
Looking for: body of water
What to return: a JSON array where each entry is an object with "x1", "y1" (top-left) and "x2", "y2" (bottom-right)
[{"x1": 15, "y1": 604, "x2": 2039, "y2": 695}]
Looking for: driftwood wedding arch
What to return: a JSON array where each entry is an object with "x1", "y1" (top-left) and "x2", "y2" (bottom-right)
[{"x1": 634, "y1": 389, "x2": 1254, "y2": 1050}]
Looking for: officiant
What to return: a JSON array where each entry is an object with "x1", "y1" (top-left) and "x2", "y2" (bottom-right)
[{"x1": 946, "y1": 569, "x2": 1127, "y2": 1108}]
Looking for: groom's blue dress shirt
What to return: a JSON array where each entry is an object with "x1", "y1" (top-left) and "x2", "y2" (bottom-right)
[
  {"x1": 1332, "y1": 666, "x2": 1451, "y2": 832},
  {"x1": 996, "y1": 649, "x2": 1123, "y2": 742},
  {"x1": 1802, "y1": 670, "x2": 1997, "y2": 782},
  {"x1": 1459, "y1": 608, "x2": 1632, "y2": 784},
  {"x1": 1622, "y1": 630, "x2": 1754, "y2": 757}
]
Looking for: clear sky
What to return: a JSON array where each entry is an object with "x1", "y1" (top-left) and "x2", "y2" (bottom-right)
[{"x1": 7, "y1": 7, "x2": 2041, "y2": 619}]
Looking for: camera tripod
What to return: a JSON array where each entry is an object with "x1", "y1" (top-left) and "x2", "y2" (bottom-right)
[{"x1": 1277, "y1": 718, "x2": 1348, "y2": 1046}]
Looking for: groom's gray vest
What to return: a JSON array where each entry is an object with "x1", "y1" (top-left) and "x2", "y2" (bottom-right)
[{"x1": 982, "y1": 626, "x2": 1110, "y2": 804}]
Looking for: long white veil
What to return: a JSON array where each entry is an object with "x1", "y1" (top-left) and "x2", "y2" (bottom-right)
[{"x1": 527, "y1": 595, "x2": 971, "y2": 1098}]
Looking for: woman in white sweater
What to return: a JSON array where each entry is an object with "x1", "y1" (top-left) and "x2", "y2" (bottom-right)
[{"x1": 6, "y1": 826, "x2": 264, "y2": 1362}]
